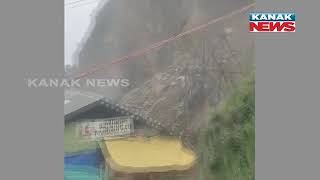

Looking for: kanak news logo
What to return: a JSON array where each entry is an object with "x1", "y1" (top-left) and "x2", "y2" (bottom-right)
[{"x1": 249, "y1": 13, "x2": 296, "y2": 32}]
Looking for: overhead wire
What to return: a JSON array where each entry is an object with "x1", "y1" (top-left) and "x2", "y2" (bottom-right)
[
  {"x1": 65, "y1": 0, "x2": 100, "y2": 8},
  {"x1": 71, "y1": 3, "x2": 256, "y2": 80}
]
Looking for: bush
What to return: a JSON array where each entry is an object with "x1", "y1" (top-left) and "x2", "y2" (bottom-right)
[{"x1": 199, "y1": 77, "x2": 255, "y2": 180}]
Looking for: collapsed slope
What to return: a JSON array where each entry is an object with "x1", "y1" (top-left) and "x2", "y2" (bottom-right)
[{"x1": 76, "y1": 0, "x2": 255, "y2": 143}]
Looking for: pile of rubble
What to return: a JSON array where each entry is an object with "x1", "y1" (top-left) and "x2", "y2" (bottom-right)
[{"x1": 120, "y1": 55, "x2": 215, "y2": 143}]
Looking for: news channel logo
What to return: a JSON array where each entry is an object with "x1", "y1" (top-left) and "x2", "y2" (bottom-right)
[{"x1": 249, "y1": 12, "x2": 296, "y2": 32}]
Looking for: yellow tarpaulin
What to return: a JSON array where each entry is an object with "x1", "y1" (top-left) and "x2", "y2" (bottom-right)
[{"x1": 99, "y1": 136, "x2": 196, "y2": 173}]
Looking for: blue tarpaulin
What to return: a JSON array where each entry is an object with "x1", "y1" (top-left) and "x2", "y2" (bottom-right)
[
  {"x1": 64, "y1": 164, "x2": 101, "y2": 180},
  {"x1": 65, "y1": 150, "x2": 102, "y2": 167},
  {"x1": 64, "y1": 150, "x2": 104, "y2": 180}
]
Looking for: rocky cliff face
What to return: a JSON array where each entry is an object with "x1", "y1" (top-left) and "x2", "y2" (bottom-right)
[
  {"x1": 76, "y1": 0, "x2": 255, "y2": 143},
  {"x1": 77, "y1": 0, "x2": 252, "y2": 79}
]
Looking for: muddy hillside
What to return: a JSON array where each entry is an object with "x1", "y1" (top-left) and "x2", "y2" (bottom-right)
[{"x1": 76, "y1": 0, "x2": 255, "y2": 143}]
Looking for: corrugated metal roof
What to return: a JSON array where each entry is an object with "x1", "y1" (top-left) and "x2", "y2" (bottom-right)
[{"x1": 64, "y1": 89, "x2": 104, "y2": 118}]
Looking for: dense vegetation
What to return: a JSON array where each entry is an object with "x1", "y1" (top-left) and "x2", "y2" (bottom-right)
[{"x1": 198, "y1": 77, "x2": 255, "y2": 180}]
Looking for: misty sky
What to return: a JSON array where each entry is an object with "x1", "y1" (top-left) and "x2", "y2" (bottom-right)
[{"x1": 64, "y1": 0, "x2": 107, "y2": 66}]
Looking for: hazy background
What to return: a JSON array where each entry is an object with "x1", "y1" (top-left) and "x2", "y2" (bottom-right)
[{"x1": 64, "y1": 0, "x2": 108, "y2": 65}]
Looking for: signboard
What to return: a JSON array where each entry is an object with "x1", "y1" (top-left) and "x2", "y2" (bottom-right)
[{"x1": 77, "y1": 116, "x2": 134, "y2": 141}]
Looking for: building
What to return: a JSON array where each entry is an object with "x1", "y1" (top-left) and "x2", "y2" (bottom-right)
[{"x1": 64, "y1": 89, "x2": 196, "y2": 180}]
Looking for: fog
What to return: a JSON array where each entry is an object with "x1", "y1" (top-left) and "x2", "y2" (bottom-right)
[{"x1": 64, "y1": 0, "x2": 108, "y2": 66}]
